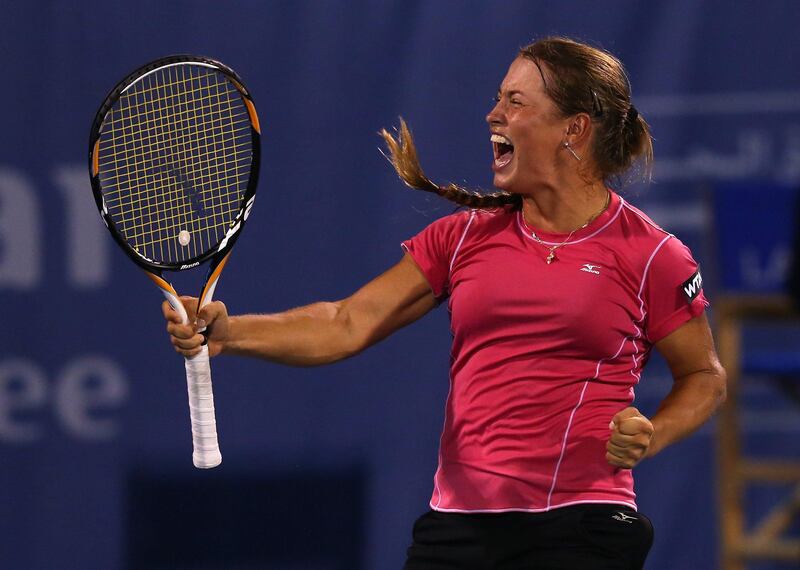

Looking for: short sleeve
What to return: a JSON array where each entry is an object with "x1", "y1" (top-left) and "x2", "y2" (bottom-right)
[
  {"x1": 401, "y1": 212, "x2": 472, "y2": 300},
  {"x1": 643, "y1": 236, "x2": 709, "y2": 343}
]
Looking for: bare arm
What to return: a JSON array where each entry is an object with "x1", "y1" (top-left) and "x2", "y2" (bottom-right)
[
  {"x1": 164, "y1": 253, "x2": 437, "y2": 366},
  {"x1": 647, "y1": 312, "x2": 727, "y2": 456},
  {"x1": 606, "y1": 313, "x2": 727, "y2": 468}
]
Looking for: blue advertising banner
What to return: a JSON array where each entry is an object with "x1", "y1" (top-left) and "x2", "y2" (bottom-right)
[{"x1": 2, "y1": 1, "x2": 799, "y2": 568}]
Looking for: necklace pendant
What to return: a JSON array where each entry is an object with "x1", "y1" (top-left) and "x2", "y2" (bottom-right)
[{"x1": 546, "y1": 251, "x2": 555, "y2": 264}]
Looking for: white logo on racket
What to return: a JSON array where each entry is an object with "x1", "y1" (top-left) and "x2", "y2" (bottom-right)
[
  {"x1": 243, "y1": 195, "x2": 256, "y2": 220},
  {"x1": 218, "y1": 196, "x2": 256, "y2": 252}
]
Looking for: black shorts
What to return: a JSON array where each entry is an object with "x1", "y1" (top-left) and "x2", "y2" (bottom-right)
[{"x1": 403, "y1": 504, "x2": 653, "y2": 570}]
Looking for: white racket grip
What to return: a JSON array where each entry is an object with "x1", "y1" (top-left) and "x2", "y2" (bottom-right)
[
  {"x1": 160, "y1": 287, "x2": 222, "y2": 469},
  {"x1": 185, "y1": 345, "x2": 222, "y2": 468}
]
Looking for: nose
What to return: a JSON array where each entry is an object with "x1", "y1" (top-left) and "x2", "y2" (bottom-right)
[{"x1": 486, "y1": 99, "x2": 504, "y2": 126}]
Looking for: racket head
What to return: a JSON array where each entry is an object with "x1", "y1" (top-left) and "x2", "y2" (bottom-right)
[{"x1": 88, "y1": 55, "x2": 260, "y2": 274}]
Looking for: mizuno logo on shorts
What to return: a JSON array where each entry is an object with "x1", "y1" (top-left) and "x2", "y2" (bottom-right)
[{"x1": 612, "y1": 512, "x2": 637, "y2": 523}]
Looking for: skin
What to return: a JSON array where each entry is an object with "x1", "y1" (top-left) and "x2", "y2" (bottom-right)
[
  {"x1": 165, "y1": 57, "x2": 727, "y2": 470},
  {"x1": 486, "y1": 57, "x2": 610, "y2": 234}
]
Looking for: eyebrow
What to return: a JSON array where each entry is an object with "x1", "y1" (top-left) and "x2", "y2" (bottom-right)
[{"x1": 496, "y1": 89, "x2": 524, "y2": 97}]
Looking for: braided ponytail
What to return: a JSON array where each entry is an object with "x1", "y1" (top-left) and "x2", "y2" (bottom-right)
[{"x1": 380, "y1": 119, "x2": 521, "y2": 209}]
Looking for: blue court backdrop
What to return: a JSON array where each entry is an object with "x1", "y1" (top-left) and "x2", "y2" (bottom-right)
[{"x1": 2, "y1": 1, "x2": 800, "y2": 569}]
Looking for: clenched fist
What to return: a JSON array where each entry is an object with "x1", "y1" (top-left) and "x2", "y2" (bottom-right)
[
  {"x1": 606, "y1": 407, "x2": 654, "y2": 469},
  {"x1": 163, "y1": 296, "x2": 230, "y2": 358}
]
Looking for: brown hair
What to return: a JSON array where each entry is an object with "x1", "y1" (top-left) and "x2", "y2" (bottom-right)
[
  {"x1": 380, "y1": 36, "x2": 653, "y2": 208},
  {"x1": 379, "y1": 119, "x2": 520, "y2": 209},
  {"x1": 521, "y1": 36, "x2": 653, "y2": 184}
]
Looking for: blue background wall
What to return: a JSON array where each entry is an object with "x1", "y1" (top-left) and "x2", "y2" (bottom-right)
[{"x1": 2, "y1": 1, "x2": 799, "y2": 568}]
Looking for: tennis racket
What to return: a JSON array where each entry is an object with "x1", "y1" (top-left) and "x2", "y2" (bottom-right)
[{"x1": 88, "y1": 55, "x2": 260, "y2": 468}]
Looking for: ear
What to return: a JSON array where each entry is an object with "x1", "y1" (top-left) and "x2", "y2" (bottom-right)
[{"x1": 563, "y1": 113, "x2": 593, "y2": 148}]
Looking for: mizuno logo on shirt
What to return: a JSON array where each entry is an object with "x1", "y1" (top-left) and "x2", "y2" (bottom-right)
[
  {"x1": 580, "y1": 264, "x2": 601, "y2": 275},
  {"x1": 682, "y1": 269, "x2": 703, "y2": 302}
]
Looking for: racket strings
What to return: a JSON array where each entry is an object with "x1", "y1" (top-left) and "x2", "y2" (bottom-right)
[
  {"x1": 98, "y1": 133, "x2": 250, "y2": 200},
  {"x1": 97, "y1": 63, "x2": 252, "y2": 264},
  {"x1": 125, "y1": 66, "x2": 245, "y2": 260},
  {"x1": 102, "y1": 68, "x2": 241, "y2": 261}
]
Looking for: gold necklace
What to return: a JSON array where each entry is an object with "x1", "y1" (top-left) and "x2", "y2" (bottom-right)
[{"x1": 528, "y1": 191, "x2": 610, "y2": 264}]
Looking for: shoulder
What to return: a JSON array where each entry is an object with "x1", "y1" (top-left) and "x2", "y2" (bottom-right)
[
  {"x1": 419, "y1": 209, "x2": 474, "y2": 232},
  {"x1": 618, "y1": 204, "x2": 700, "y2": 292},
  {"x1": 613, "y1": 198, "x2": 680, "y2": 267},
  {"x1": 618, "y1": 198, "x2": 672, "y2": 240},
  {"x1": 649, "y1": 233, "x2": 699, "y2": 276},
  {"x1": 599, "y1": 197, "x2": 703, "y2": 290},
  {"x1": 461, "y1": 206, "x2": 517, "y2": 237},
  {"x1": 418, "y1": 206, "x2": 515, "y2": 239}
]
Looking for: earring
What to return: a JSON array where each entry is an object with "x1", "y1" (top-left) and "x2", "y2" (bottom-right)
[{"x1": 563, "y1": 141, "x2": 581, "y2": 161}]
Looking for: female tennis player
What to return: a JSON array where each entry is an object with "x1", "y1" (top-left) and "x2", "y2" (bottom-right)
[{"x1": 164, "y1": 37, "x2": 726, "y2": 569}]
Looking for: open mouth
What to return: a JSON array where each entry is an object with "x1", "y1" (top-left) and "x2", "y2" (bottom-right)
[{"x1": 491, "y1": 134, "x2": 514, "y2": 168}]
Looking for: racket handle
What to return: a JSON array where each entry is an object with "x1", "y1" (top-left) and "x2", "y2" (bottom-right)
[
  {"x1": 185, "y1": 344, "x2": 222, "y2": 468},
  {"x1": 160, "y1": 287, "x2": 222, "y2": 469}
]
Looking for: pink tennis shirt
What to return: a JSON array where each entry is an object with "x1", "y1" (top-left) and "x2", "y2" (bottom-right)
[{"x1": 401, "y1": 191, "x2": 707, "y2": 513}]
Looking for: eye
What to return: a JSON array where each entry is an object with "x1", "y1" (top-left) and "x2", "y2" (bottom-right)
[
  {"x1": 493, "y1": 94, "x2": 501, "y2": 103},
  {"x1": 511, "y1": 98, "x2": 522, "y2": 106}
]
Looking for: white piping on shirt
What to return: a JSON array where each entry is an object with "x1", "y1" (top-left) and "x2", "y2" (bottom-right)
[
  {"x1": 592, "y1": 232, "x2": 672, "y2": 384},
  {"x1": 627, "y1": 234, "x2": 674, "y2": 380},
  {"x1": 432, "y1": 210, "x2": 476, "y2": 509},
  {"x1": 545, "y1": 379, "x2": 591, "y2": 510},
  {"x1": 450, "y1": 210, "x2": 476, "y2": 272},
  {"x1": 545, "y1": 230, "x2": 673, "y2": 510}
]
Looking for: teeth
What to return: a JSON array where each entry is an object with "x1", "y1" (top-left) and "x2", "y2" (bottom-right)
[{"x1": 491, "y1": 134, "x2": 513, "y2": 146}]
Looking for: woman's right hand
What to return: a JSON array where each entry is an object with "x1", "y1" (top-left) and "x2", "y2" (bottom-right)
[{"x1": 162, "y1": 296, "x2": 230, "y2": 357}]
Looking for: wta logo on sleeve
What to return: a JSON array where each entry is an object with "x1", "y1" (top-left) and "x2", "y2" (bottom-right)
[{"x1": 681, "y1": 269, "x2": 703, "y2": 303}]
